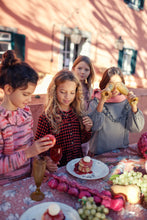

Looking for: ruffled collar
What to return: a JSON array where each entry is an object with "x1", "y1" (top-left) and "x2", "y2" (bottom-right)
[{"x1": 0, "y1": 105, "x2": 32, "y2": 125}]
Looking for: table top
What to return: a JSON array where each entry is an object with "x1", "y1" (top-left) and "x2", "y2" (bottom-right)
[{"x1": 0, "y1": 144, "x2": 146, "y2": 220}]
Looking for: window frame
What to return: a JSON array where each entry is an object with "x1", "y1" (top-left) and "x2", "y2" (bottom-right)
[
  {"x1": 124, "y1": 0, "x2": 144, "y2": 10},
  {"x1": 118, "y1": 48, "x2": 137, "y2": 75},
  {"x1": 59, "y1": 26, "x2": 91, "y2": 70},
  {"x1": 0, "y1": 30, "x2": 25, "y2": 61}
]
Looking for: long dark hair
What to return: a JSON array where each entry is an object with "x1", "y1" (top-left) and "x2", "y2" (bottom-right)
[{"x1": 0, "y1": 50, "x2": 38, "y2": 90}]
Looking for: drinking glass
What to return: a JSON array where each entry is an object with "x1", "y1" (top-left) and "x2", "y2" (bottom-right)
[
  {"x1": 50, "y1": 145, "x2": 63, "y2": 163},
  {"x1": 30, "y1": 157, "x2": 46, "y2": 201}
]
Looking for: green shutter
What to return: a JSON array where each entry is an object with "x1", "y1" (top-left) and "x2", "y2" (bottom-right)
[
  {"x1": 11, "y1": 33, "x2": 25, "y2": 61},
  {"x1": 118, "y1": 50, "x2": 124, "y2": 69},
  {"x1": 131, "y1": 50, "x2": 137, "y2": 74},
  {"x1": 124, "y1": 0, "x2": 130, "y2": 3},
  {"x1": 139, "y1": 0, "x2": 144, "y2": 10}
]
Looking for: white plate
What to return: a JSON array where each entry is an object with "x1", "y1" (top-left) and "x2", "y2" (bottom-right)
[
  {"x1": 20, "y1": 202, "x2": 81, "y2": 220},
  {"x1": 66, "y1": 158, "x2": 109, "y2": 180}
]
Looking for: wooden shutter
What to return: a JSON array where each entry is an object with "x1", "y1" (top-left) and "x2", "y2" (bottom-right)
[
  {"x1": 139, "y1": 0, "x2": 144, "y2": 10},
  {"x1": 131, "y1": 50, "x2": 137, "y2": 74},
  {"x1": 124, "y1": 0, "x2": 130, "y2": 3},
  {"x1": 118, "y1": 50, "x2": 124, "y2": 69},
  {"x1": 11, "y1": 33, "x2": 25, "y2": 61}
]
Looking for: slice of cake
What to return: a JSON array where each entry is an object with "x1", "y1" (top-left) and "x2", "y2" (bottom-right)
[
  {"x1": 42, "y1": 203, "x2": 65, "y2": 220},
  {"x1": 78, "y1": 156, "x2": 93, "y2": 173}
]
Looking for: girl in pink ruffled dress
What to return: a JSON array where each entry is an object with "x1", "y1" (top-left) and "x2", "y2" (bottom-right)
[{"x1": 0, "y1": 50, "x2": 55, "y2": 185}]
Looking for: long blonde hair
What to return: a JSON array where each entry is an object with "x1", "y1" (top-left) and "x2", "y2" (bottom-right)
[{"x1": 45, "y1": 69, "x2": 85, "y2": 133}]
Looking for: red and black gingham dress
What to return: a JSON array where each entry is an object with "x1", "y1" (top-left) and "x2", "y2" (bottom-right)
[{"x1": 35, "y1": 109, "x2": 91, "y2": 166}]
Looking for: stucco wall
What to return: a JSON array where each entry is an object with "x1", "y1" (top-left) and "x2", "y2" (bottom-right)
[{"x1": 0, "y1": 0, "x2": 147, "y2": 88}]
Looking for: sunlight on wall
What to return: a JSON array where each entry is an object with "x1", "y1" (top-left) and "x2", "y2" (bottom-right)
[{"x1": 34, "y1": 74, "x2": 53, "y2": 94}]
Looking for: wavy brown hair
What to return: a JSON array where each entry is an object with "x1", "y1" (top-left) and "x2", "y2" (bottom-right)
[
  {"x1": 99, "y1": 67, "x2": 125, "y2": 90},
  {"x1": 45, "y1": 69, "x2": 85, "y2": 134}
]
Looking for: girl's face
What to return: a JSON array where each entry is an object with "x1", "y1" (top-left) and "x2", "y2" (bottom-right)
[
  {"x1": 56, "y1": 80, "x2": 77, "y2": 111},
  {"x1": 108, "y1": 74, "x2": 122, "y2": 97},
  {"x1": 73, "y1": 61, "x2": 90, "y2": 82},
  {"x1": 6, "y1": 82, "x2": 36, "y2": 110}
]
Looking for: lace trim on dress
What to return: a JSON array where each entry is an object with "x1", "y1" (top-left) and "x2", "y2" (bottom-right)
[{"x1": 103, "y1": 102, "x2": 130, "y2": 123}]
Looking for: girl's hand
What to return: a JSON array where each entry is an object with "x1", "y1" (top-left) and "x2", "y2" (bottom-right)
[
  {"x1": 101, "y1": 88, "x2": 112, "y2": 102},
  {"x1": 43, "y1": 156, "x2": 58, "y2": 182},
  {"x1": 82, "y1": 116, "x2": 93, "y2": 131},
  {"x1": 127, "y1": 91, "x2": 138, "y2": 113},
  {"x1": 97, "y1": 90, "x2": 110, "y2": 112},
  {"x1": 25, "y1": 135, "x2": 55, "y2": 159},
  {"x1": 45, "y1": 156, "x2": 59, "y2": 172}
]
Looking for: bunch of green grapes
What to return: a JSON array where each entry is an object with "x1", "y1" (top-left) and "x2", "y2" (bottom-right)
[
  {"x1": 78, "y1": 196, "x2": 110, "y2": 220},
  {"x1": 111, "y1": 171, "x2": 147, "y2": 203}
]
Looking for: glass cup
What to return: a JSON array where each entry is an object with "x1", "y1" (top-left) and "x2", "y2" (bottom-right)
[
  {"x1": 50, "y1": 145, "x2": 63, "y2": 163},
  {"x1": 30, "y1": 157, "x2": 46, "y2": 201}
]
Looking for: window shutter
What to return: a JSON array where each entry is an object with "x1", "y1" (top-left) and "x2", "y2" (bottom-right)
[
  {"x1": 80, "y1": 38, "x2": 91, "y2": 56},
  {"x1": 118, "y1": 50, "x2": 124, "y2": 69},
  {"x1": 11, "y1": 33, "x2": 25, "y2": 61},
  {"x1": 139, "y1": 0, "x2": 144, "y2": 10},
  {"x1": 58, "y1": 33, "x2": 64, "y2": 70},
  {"x1": 124, "y1": 0, "x2": 130, "y2": 3},
  {"x1": 131, "y1": 50, "x2": 137, "y2": 74}
]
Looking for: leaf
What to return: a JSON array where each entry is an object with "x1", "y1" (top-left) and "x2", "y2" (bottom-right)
[{"x1": 109, "y1": 174, "x2": 120, "y2": 181}]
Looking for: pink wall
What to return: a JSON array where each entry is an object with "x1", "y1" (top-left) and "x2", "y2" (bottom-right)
[{"x1": 1, "y1": 0, "x2": 147, "y2": 88}]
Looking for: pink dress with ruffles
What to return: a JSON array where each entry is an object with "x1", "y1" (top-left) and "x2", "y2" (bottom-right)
[{"x1": 0, "y1": 106, "x2": 34, "y2": 185}]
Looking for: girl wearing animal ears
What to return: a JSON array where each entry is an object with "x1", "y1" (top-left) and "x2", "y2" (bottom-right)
[
  {"x1": 35, "y1": 69, "x2": 93, "y2": 173},
  {"x1": 0, "y1": 50, "x2": 55, "y2": 185}
]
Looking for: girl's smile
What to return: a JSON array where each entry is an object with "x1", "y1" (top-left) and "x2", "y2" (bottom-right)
[{"x1": 56, "y1": 80, "x2": 77, "y2": 111}]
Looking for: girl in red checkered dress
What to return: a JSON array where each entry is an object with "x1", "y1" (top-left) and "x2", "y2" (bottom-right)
[{"x1": 35, "y1": 70, "x2": 93, "y2": 173}]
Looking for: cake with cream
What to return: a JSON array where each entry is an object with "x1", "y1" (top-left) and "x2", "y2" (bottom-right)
[
  {"x1": 78, "y1": 156, "x2": 93, "y2": 173},
  {"x1": 42, "y1": 203, "x2": 65, "y2": 220}
]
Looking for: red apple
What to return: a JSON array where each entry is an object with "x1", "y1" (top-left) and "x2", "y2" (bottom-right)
[{"x1": 45, "y1": 134, "x2": 56, "y2": 146}]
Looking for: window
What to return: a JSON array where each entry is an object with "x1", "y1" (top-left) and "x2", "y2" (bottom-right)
[
  {"x1": 0, "y1": 30, "x2": 25, "y2": 62},
  {"x1": 118, "y1": 48, "x2": 137, "y2": 75},
  {"x1": 0, "y1": 32, "x2": 11, "y2": 61},
  {"x1": 59, "y1": 27, "x2": 91, "y2": 70},
  {"x1": 124, "y1": 0, "x2": 144, "y2": 10},
  {"x1": 62, "y1": 36, "x2": 71, "y2": 69}
]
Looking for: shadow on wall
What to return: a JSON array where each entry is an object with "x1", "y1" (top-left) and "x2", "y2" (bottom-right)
[{"x1": 0, "y1": 87, "x2": 146, "y2": 144}]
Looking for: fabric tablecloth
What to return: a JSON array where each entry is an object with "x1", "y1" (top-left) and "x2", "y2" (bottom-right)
[{"x1": 0, "y1": 144, "x2": 146, "y2": 220}]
